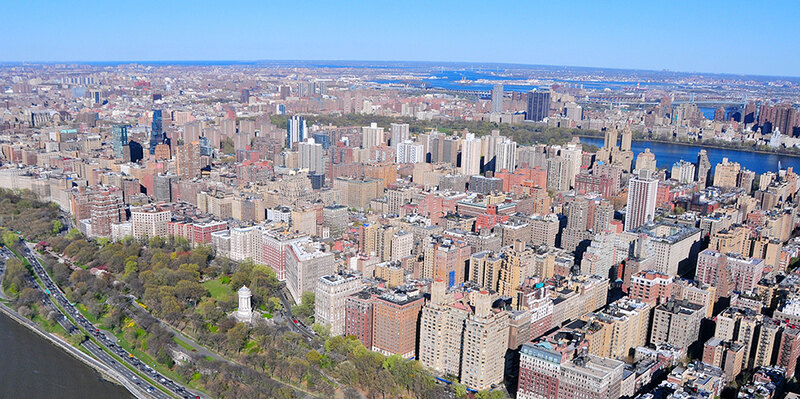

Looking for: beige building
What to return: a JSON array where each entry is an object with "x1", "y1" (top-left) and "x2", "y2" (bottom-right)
[
  {"x1": 315, "y1": 272, "x2": 362, "y2": 336},
  {"x1": 634, "y1": 148, "x2": 657, "y2": 174},
  {"x1": 419, "y1": 281, "x2": 509, "y2": 391},
  {"x1": 713, "y1": 158, "x2": 741, "y2": 189},
  {"x1": 529, "y1": 214, "x2": 559, "y2": 247},
  {"x1": 130, "y1": 206, "x2": 171, "y2": 240},
  {"x1": 461, "y1": 291, "x2": 509, "y2": 391},
  {"x1": 650, "y1": 299, "x2": 704, "y2": 349},
  {"x1": 596, "y1": 297, "x2": 651, "y2": 360},
  {"x1": 229, "y1": 226, "x2": 262, "y2": 263},
  {"x1": 361, "y1": 122, "x2": 384, "y2": 150},
  {"x1": 333, "y1": 178, "x2": 383, "y2": 210},
  {"x1": 291, "y1": 207, "x2": 317, "y2": 236},
  {"x1": 557, "y1": 354, "x2": 624, "y2": 399},
  {"x1": 286, "y1": 241, "x2": 335, "y2": 303}
]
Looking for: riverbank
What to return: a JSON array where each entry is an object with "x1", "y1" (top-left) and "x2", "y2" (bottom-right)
[
  {"x1": 0, "y1": 303, "x2": 145, "y2": 399},
  {"x1": 576, "y1": 134, "x2": 800, "y2": 159}
]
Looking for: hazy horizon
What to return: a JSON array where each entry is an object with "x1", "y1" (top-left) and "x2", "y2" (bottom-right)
[
  {"x1": 3, "y1": 59, "x2": 799, "y2": 80},
  {"x1": 3, "y1": 1, "x2": 798, "y2": 77}
]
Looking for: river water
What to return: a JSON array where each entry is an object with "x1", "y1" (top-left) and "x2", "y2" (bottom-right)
[
  {"x1": 578, "y1": 137, "x2": 800, "y2": 175},
  {"x1": 0, "y1": 312, "x2": 133, "y2": 399}
]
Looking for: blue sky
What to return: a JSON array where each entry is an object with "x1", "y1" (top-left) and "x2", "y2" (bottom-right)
[{"x1": 2, "y1": 1, "x2": 798, "y2": 77}]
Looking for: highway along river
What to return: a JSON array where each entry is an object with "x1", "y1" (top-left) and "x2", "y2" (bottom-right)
[{"x1": 0, "y1": 312, "x2": 133, "y2": 399}]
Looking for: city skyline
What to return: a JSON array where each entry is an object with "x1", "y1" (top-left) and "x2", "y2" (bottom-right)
[
  {"x1": 3, "y1": 3, "x2": 800, "y2": 397},
  {"x1": 2, "y1": 1, "x2": 799, "y2": 77}
]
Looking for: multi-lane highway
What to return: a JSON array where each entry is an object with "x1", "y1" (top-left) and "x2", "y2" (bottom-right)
[{"x1": 16, "y1": 246, "x2": 205, "y2": 399}]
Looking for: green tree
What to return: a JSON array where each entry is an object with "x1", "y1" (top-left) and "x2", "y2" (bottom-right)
[
  {"x1": 123, "y1": 259, "x2": 138, "y2": 277},
  {"x1": 294, "y1": 291, "x2": 315, "y2": 319},
  {"x1": 453, "y1": 383, "x2": 468, "y2": 398},
  {"x1": 268, "y1": 296, "x2": 283, "y2": 312},
  {"x1": 305, "y1": 349, "x2": 323, "y2": 366},
  {"x1": 51, "y1": 220, "x2": 63, "y2": 234},
  {"x1": 225, "y1": 323, "x2": 249, "y2": 352},
  {"x1": 65, "y1": 229, "x2": 83, "y2": 240},
  {"x1": 2, "y1": 231, "x2": 19, "y2": 248},
  {"x1": 312, "y1": 323, "x2": 331, "y2": 339},
  {"x1": 174, "y1": 280, "x2": 207, "y2": 305}
]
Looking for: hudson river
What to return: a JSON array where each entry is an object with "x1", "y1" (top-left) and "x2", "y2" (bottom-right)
[
  {"x1": 0, "y1": 312, "x2": 133, "y2": 399},
  {"x1": 579, "y1": 138, "x2": 800, "y2": 175}
]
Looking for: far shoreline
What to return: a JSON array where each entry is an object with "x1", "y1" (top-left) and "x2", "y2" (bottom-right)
[{"x1": 575, "y1": 135, "x2": 800, "y2": 159}]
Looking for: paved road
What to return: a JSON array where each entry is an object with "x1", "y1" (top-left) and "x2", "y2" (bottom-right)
[
  {"x1": 20, "y1": 245, "x2": 205, "y2": 399},
  {"x1": 277, "y1": 285, "x2": 319, "y2": 344}
]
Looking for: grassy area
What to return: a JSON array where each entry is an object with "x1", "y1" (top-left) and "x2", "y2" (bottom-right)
[
  {"x1": 202, "y1": 277, "x2": 232, "y2": 300},
  {"x1": 77, "y1": 303, "x2": 102, "y2": 324},
  {"x1": 32, "y1": 312, "x2": 68, "y2": 336},
  {"x1": 7, "y1": 246, "x2": 30, "y2": 266},
  {"x1": 173, "y1": 336, "x2": 195, "y2": 352}
]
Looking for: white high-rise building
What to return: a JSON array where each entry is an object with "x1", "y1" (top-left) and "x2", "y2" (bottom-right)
[
  {"x1": 230, "y1": 226, "x2": 262, "y2": 262},
  {"x1": 625, "y1": 170, "x2": 659, "y2": 231},
  {"x1": 390, "y1": 230, "x2": 413, "y2": 261},
  {"x1": 315, "y1": 272, "x2": 362, "y2": 336},
  {"x1": 481, "y1": 130, "x2": 504, "y2": 172},
  {"x1": 461, "y1": 133, "x2": 482, "y2": 176},
  {"x1": 396, "y1": 140, "x2": 424, "y2": 164},
  {"x1": 390, "y1": 123, "x2": 410, "y2": 147},
  {"x1": 671, "y1": 160, "x2": 696, "y2": 184},
  {"x1": 298, "y1": 138, "x2": 324, "y2": 173},
  {"x1": 560, "y1": 143, "x2": 583, "y2": 188},
  {"x1": 286, "y1": 241, "x2": 335, "y2": 303},
  {"x1": 495, "y1": 139, "x2": 517, "y2": 173},
  {"x1": 362, "y1": 122, "x2": 384, "y2": 150}
]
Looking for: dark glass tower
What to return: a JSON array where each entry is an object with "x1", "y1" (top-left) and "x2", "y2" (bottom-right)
[
  {"x1": 112, "y1": 124, "x2": 128, "y2": 159},
  {"x1": 150, "y1": 109, "x2": 163, "y2": 154},
  {"x1": 526, "y1": 90, "x2": 551, "y2": 121}
]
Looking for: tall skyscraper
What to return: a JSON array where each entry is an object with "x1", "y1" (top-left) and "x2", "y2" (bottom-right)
[
  {"x1": 286, "y1": 115, "x2": 307, "y2": 149},
  {"x1": 112, "y1": 124, "x2": 128, "y2": 159},
  {"x1": 461, "y1": 133, "x2": 481, "y2": 176},
  {"x1": 620, "y1": 127, "x2": 632, "y2": 151},
  {"x1": 604, "y1": 126, "x2": 618, "y2": 149},
  {"x1": 625, "y1": 170, "x2": 658, "y2": 231},
  {"x1": 298, "y1": 138, "x2": 324, "y2": 173},
  {"x1": 696, "y1": 150, "x2": 711, "y2": 186},
  {"x1": 396, "y1": 140, "x2": 424, "y2": 164},
  {"x1": 390, "y1": 123, "x2": 410, "y2": 147},
  {"x1": 491, "y1": 84, "x2": 503, "y2": 114},
  {"x1": 371, "y1": 289, "x2": 424, "y2": 358},
  {"x1": 526, "y1": 89, "x2": 550, "y2": 121},
  {"x1": 149, "y1": 109, "x2": 163, "y2": 155},
  {"x1": 362, "y1": 122, "x2": 384, "y2": 150},
  {"x1": 315, "y1": 272, "x2": 362, "y2": 336},
  {"x1": 495, "y1": 138, "x2": 517, "y2": 172}
]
